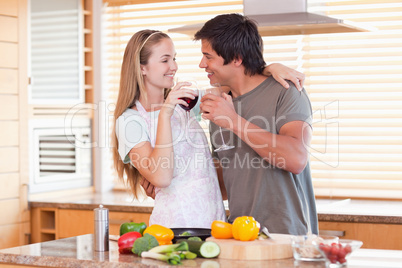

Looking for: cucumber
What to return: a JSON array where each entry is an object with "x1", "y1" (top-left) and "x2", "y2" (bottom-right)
[
  {"x1": 199, "y1": 241, "x2": 221, "y2": 258},
  {"x1": 184, "y1": 240, "x2": 220, "y2": 258}
]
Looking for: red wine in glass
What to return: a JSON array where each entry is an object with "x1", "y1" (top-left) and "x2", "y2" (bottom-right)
[
  {"x1": 179, "y1": 96, "x2": 199, "y2": 111},
  {"x1": 178, "y1": 81, "x2": 199, "y2": 138}
]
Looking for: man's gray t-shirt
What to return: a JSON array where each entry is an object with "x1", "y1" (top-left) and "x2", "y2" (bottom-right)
[{"x1": 210, "y1": 77, "x2": 318, "y2": 235}]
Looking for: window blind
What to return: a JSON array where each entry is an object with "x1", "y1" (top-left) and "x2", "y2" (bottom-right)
[
  {"x1": 103, "y1": 0, "x2": 402, "y2": 199},
  {"x1": 304, "y1": 0, "x2": 402, "y2": 199},
  {"x1": 30, "y1": 0, "x2": 84, "y2": 103}
]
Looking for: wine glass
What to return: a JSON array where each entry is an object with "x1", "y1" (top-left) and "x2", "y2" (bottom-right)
[
  {"x1": 202, "y1": 83, "x2": 235, "y2": 152},
  {"x1": 178, "y1": 80, "x2": 199, "y2": 137}
]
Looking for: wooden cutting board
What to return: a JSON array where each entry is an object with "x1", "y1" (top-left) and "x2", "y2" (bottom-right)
[{"x1": 206, "y1": 234, "x2": 293, "y2": 260}]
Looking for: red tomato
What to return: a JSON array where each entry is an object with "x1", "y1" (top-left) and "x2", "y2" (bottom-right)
[
  {"x1": 339, "y1": 257, "x2": 347, "y2": 264},
  {"x1": 331, "y1": 245, "x2": 339, "y2": 255},
  {"x1": 344, "y1": 244, "x2": 352, "y2": 254},
  {"x1": 338, "y1": 247, "x2": 346, "y2": 259},
  {"x1": 319, "y1": 243, "x2": 331, "y2": 254}
]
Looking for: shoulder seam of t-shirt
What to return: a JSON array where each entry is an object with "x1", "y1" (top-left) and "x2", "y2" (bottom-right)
[
  {"x1": 233, "y1": 77, "x2": 274, "y2": 102},
  {"x1": 276, "y1": 87, "x2": 313, "y2": 131}
]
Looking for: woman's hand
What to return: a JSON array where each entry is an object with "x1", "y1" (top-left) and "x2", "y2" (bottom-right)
[
  {"x1": 162, "y1": 82, "x2": 198, "y2": 117},
  {"x1": 264, "y1": 63, "x2": 305, "y2": 91}
]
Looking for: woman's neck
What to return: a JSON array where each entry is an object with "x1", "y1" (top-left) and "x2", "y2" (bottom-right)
[{"x1": 138, "y1": 88, "x2": 165, "y2": 112}]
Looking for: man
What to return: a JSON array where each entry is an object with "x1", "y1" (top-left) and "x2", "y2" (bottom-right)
[{"x1": 197, "y1": 13, "x2": 318, "y2": 235}]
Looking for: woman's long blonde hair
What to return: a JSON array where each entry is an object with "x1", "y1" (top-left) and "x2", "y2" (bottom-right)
[{"x1": 112, "y1": 30, "x2": 170, "y2": 199}]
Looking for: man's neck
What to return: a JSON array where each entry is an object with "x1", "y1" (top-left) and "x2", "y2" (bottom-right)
[{"x1": 229, "y1": 74, "x2": 267, "y2": 98}]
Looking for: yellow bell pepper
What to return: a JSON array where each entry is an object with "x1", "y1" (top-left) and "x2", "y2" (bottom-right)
[
  {"x1": 232, "y1": 216, "x2": 260, "y2": 241},
  {"x1": 143, "y1": 224, "x2": 174, "y2": 245}
]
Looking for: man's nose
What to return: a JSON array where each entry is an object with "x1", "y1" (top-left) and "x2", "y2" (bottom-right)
[{"x1": 199, "y1": 58, "x2": 206, "y2": 68}]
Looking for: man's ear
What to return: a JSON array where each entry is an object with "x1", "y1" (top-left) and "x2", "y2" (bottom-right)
[{"x1": 233, "y1": 57, "x2": 243, "y2": 67}]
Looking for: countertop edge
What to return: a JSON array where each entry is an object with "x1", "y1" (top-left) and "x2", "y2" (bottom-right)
[
  {"x1": 29, "y1": 202, "x2": 154, "y2": 213},
  {"x1": 29, "y1": 200, "x2": 402, "y2": 225},
  {"x1": 318, "y1": 213, "x2": 402, "y2": 224},
  {"x1": 2, "y1": 234, "x2": 402, "y2": 268}
]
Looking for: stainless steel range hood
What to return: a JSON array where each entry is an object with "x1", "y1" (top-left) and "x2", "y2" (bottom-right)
[{"x1": 168, "y1": 0, "x2": 374, "y2": 36}]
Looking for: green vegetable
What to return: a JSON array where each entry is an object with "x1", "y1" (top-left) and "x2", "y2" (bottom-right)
[
  {"x1": 140, "y1": 242, "x2": 195, "y2": 265},
  {"x1": 180, "y1": 251, "x2": 197, "y2": 260},
  {"x1": 141, "y1": 251, "x2": 182, "y2": 265},
  {"x1": 199, "y1": 241, "x2": 221, "y2": 258},
  {"x1": 120, "y1": 222, "x2": 147, "y2": 236},
  {"x1": 179, "y1": 231, "x2": 191, "y2": 236},
  {"x1": 185, "y1": 240, "x2": 220, "y2": 258},
  {"x1": 149, "y1": 241, "x2": 189, "y2": 254},
  {"x1": 139, "y1": 242, "x2": 197, "y2": 265},
  {"x1": 132, "y1": 233, "x2": 159, "y2": 256},
  {"x1": 188, "y1": 236, "x2": 202, "y2": 241}
]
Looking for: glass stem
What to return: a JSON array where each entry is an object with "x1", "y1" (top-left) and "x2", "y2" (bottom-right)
[
  {"x1": 185, "y1": 111, "x2": 190, "y2": 139},
  {"x1": 219, "y1": 127, "x2": 226, "y2": 145}
]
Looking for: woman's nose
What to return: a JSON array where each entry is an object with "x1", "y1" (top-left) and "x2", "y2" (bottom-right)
[{"x1": 171, "y1": 61, "x2": 178, "y2": 71}]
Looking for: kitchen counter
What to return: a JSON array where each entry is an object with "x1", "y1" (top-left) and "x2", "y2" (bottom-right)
[
  {"x1": 1, "y1": 234, "x2": 402, "y2": 268},
  {"x1": 29, "y1": 190, "x2": 402, "y2": 224}
]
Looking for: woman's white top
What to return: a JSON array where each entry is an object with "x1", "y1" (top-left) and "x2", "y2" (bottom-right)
[{"x1": 116, "y1": 101, "x2": 226, "y2": 228}]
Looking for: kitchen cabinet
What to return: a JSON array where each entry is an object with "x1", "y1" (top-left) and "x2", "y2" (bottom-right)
[
  {"x1": 31, "y1": 206, "x2": 402, "y2": 250},
  {"x1": 29, "y1": 193, "x2": 402, "y2": 250},
  {"x1": 58, "y1": 209, "x2": 151, "y2": 239},
  {"x1": 31, "y1": 207, "x2": 151, "y2": 243},
  {"x1": 30, "y1": 208, "x2": 58, "y2": 242},
  {"x1": 319, "y1": 221, "x2": 402, "y2": 250}
]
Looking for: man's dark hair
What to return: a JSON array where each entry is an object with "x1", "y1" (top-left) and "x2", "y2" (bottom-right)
[{"x1": 194, "y1": 13, "x2": 266, "y2": 76}]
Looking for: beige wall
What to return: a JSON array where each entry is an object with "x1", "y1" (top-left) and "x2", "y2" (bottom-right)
[{"x1": 0, "y1": 0, "x2": 30, "y2": 249}]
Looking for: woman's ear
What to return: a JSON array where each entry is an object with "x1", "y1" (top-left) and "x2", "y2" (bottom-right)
[{"x1": 140, "y1": 65, "x2": 147, "y2": 76}]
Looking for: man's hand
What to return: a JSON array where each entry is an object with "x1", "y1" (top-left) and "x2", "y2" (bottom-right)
[
  {"x1": 200, "y1": 92, "x2": 237, "y2": 130},
  {"x1": 264, "y1": 63, "x2": 305, "y2": 91},
  {"x1": 140, "y1": 177, "x2": 156, "y2": 199}
]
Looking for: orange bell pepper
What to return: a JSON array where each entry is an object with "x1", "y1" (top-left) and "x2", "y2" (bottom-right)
[
  {"x1": 211, "y1": 220, "x2": 233, "y2": 239},
  {"x1": 143, "y1": 224, "x2": 174, "y2": 245},
  {"x1": 232, "y1": 216, "x2": 260, "y2": 241}
]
